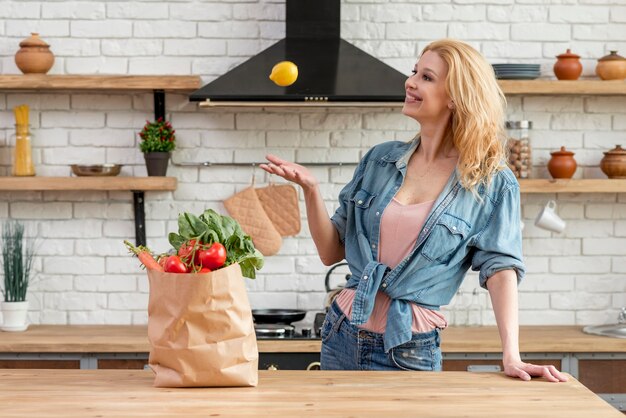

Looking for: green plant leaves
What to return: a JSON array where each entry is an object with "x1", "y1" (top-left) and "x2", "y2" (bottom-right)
[{"x1": 168, "y1": 209, "x2": 264, "y2": 279}]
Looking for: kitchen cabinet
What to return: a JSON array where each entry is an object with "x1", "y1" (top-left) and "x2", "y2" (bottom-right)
[
  {"x1": 0, "y1": 369, "x2": 622, "y2": 417},
  {"x1": 0, "y1": 74, "x2": 199, "y2": 245}
]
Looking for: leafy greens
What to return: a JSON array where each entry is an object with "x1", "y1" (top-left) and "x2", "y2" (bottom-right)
[{"x1": 168, "y1": 209, "x2": 264, "y2": 279}]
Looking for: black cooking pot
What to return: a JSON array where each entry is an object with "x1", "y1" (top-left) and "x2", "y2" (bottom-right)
[{"x1": 251, "y1": 309, "x2": 306, "y2": 325}]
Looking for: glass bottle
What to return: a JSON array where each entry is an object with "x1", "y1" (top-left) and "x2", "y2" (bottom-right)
[
  {"x1": 11, "y1": 124, "x2": 35, "y2": 176},
  {"x1": 505, "y1": 120, "x2": 532, "y2": 179}
]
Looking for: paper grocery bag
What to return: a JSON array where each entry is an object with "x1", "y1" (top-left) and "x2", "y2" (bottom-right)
[{"x1": 146, "y1": 263, "x2": 259, "y2": 387}]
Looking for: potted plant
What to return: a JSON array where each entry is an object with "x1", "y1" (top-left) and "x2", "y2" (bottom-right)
[
  {"x1": 1, "y1": 220, "x2": 36, "y2": 332},
  {"x1": 139, "y1": 117, "x2": 176, "y2": 176}
]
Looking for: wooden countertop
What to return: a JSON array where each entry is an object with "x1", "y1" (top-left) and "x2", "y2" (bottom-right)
[
  {"x1": 1, "y1": 325, "x2": 625, "y2": 353},
  {"x1": 0, "y1": 369, "x2": 621, "y2": 418}
]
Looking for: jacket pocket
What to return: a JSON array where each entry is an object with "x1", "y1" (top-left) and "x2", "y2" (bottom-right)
[
  {"x1": 421, "y1": 213, "x2": 470, "y2": 263},
  {"x1": 351, "y1": 189, "x2": 376, "y2": 209}
]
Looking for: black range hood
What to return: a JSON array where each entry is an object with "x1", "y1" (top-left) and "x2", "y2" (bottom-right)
[{"x1": 189, "y1": 0, "x2": 407, "y2": 106}]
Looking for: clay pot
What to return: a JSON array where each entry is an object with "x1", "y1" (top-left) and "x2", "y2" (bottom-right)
[
  {"x1": 595, "y1": 51, "x2": 626, "y2": 81},
  {"x1": 14, "y1": 33, "x2": 55, "y2": 74},
  {"x1": 548, "y1": 146, "x2": 577, "y2": 179},
  {"x1": 600, "y1": 145, "x2": 626, "y2": 179},
  {"x1": 553, "y1": 49, "x2": 583, "y2": 81}
]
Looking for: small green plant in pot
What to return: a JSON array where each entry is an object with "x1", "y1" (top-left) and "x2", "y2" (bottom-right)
[
  {"x1": 1, "y1": 220, "x2": 36, "y2": 332},
  {"x1": 139, "y1": 117, "x2": 176, "y2": 176}
]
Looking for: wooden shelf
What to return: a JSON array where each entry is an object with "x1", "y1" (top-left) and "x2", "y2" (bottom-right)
[
  {"x1": 0, "y1": 176, "x2": 177, "y2": 191},
  {"x1": 499, "y1": 79, "x2": 626, "y2": 95},
  {"x1": 1, "y1": 76, "x2": 622, "y2": 97},
  {"x1": 0, "y1": 75, "x2": 201, "y2": 92},
  {"x1": 519, "y1": 179, "x2": 626, "y2": 193}
]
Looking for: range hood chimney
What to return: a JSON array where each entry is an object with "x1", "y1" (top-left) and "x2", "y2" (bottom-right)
[{"x1": 189, "y1": 0, "x2": 407, "y2": 106}]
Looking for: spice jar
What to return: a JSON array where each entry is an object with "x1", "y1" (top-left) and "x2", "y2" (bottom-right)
[
  {"x1": 11, "y1": 124, "x2": 35, "y2": 176},
  {"x1": 548, "y1": 146, "x2": 577, "y2": 179},
  {"x1": 506, "y1": 120, "x2": 532, "y2": 179}
]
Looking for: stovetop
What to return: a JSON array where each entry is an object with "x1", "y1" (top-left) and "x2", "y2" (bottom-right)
[{"x1": 254, "y1": 323, "x2": 321, "y2": 340}]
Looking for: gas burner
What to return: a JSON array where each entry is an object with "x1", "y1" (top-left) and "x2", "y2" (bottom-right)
[{"x1": 255, "y1": 323, "x2": 295, "y2": 339}]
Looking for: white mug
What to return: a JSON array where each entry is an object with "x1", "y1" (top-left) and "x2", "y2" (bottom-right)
[{"x1": 534, "y1": 200, "x2": 566, "y2": 233}]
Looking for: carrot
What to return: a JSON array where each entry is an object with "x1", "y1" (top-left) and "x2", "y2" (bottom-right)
[{"x1": 123, "y1": 240, "x2": 164, "y2": 272}]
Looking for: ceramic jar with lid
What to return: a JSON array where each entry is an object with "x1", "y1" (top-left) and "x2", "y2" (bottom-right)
[
  {"x1": 14, "y1": 32, "x2": 55, "y2": 74},
  {"x1": 548, "y1": 146, "x2": 577, "y2": 179},
  {"x1": 554, "y1": 49, "x2": 583, "y2": 80},
  {"x1": 600, "y1": 145, "x2": 626, "y2": 179},
  {"x1": 595, "y1": 51, "x2": 626, "y2": 81}
]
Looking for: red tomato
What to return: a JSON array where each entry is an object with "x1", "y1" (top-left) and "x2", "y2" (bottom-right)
[
  {"x1": 164, "y1": 255, "x2": 188, "y2": 273},
  {"x1": 178, "y1": 239, "x2": 199, "y2": 264},
  {"x1": 198, "y1": 242, "x2": 227, "y2": 270},
  {"x1": 199, "y1": 267, "x2": 212, "y2": 273}
]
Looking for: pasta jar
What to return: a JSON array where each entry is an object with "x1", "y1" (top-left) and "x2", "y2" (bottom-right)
[
  {"x1": 506, "y1": 120, "x2": 532, "y2": 179},
  {"x1": 11, "y1": 124, "x2": 35, "y2": 176}
]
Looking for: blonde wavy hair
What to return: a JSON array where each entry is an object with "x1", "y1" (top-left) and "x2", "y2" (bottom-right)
[{"x1": 420, "y1": 39, "x2": 507, "y2": 194}]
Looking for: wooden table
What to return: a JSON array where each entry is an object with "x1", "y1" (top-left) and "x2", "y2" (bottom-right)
[{"x1": 0, "y1": 369, "x2": 621, "y2": 418}]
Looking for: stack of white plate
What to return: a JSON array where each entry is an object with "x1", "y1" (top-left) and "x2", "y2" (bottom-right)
[{"x1": 492, "y1": 64, "x2": 540, "y2": 80}]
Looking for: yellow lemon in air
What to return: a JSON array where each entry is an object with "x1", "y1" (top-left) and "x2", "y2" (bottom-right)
[{"x1": 269, "y1": 61, "x2": 298, "y2": 86}]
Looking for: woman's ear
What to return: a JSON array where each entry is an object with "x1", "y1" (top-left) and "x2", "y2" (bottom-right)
[{"x1": 448, "y1": 102, "x2": 455, "y2": 110}]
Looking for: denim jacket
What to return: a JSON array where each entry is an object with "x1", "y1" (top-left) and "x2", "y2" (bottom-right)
[{"x1": 330, "y1": 137, "x2": 525, "y2": 352}]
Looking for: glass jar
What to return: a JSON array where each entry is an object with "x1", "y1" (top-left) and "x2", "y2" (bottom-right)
[
  {"x1": 11, "y1": 124, "x2": 35, "y2": 176},
  {"x1": 506, "y1": 120, "x2": 532, "y2": 179}
]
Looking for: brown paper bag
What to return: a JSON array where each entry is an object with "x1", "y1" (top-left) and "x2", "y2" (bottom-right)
[{"x1": 146, "y1": 263, "x2": 259, "y2": 387}]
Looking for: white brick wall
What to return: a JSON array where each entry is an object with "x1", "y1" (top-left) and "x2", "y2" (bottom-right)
[{"x1": 0, "y1": 1, "x2": 625, "y2": 329}]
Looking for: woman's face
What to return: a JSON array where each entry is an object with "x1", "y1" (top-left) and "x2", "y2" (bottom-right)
[{"x1": 402, "y1": 50, "x2": 453, "y2": 124}]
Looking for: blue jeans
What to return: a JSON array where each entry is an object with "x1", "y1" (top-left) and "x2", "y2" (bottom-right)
[{"x1": 320, "y1": 300, "x2": 443, "y2": 371}]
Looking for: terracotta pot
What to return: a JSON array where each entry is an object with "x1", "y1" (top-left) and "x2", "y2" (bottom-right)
[
  {"x1": 600, "y1": 145, "x2": 626, "y2": 179},
  {"x1": 595, "y1": 51, "x2": 626, "y2": 81},
  {"x1": 14, "y1": 33, "x2": 55, "y2": 74},
  {"x1": 553, "y1": 49, "x2": 583, "y2": 81},
  {"x1": 548, "y1": 146, "x2": 577, "y2": 179}
]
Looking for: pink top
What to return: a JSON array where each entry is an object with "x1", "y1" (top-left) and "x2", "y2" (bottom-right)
[{"x1": 335, "y1": 197, "x2": 448, "y2": 333}]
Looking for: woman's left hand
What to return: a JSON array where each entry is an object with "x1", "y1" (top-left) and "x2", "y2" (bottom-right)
[{"x1": 504, "y1": 360, "x2": 569, "y2": 382}]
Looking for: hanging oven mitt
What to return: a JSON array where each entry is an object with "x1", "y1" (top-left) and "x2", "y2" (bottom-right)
[
  {"x1": 255, "y1": 183, "x2": 301, "y2": 237},
  {"x1": 223, "y1": 186, "x2": 282, "y2": 256}
]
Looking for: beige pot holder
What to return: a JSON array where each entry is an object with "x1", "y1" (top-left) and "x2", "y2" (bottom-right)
[
  {"x1": 255, "y1": 183, "x2": 301, "y2": 237},
  {"x1": 223, "y1": 186, "x2": 282, "y2": 256}
]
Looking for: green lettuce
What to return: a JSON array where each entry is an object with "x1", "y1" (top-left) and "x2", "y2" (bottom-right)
[{"x1": 168, "y1": 209, "x2": 264, "y2": 279}]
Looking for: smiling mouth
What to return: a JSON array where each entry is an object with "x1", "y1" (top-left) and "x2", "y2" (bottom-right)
[{"x1": 405, "y1": 92, "x2": 422, "y2": 103}]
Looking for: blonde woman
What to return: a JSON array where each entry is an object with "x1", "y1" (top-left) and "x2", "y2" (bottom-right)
[{"x1": 261, "y1": 39, "x2": 567, "y2": 382}]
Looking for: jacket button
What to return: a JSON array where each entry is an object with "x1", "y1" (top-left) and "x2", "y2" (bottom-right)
[
  {"x1": 363, "y1": 275, "x2": 368, "y2": 280},
  {"x1": 376, "y1": 211, "x2": 380, "y2": 216},
  {"x1": 371, "y1": 244, "x2": 376, "y2": 249},
  {"x1": 358, "y1": 200, "x2": 363, "y2": 204},
  {"x1": 382, "y1": 283, "x2": 387, "y2": 288},
  {"x1": 452, "y1": 226, "x2": 457, "y2": 230}
]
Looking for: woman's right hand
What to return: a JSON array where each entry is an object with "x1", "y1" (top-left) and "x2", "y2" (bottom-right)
[{"x1": 259, "y1": 154, "x2": 318, "y2": 190}]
